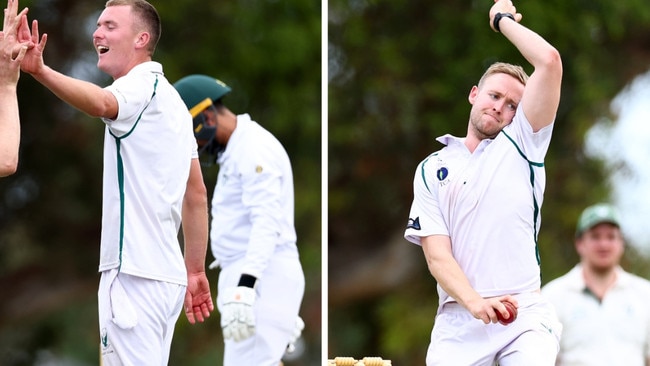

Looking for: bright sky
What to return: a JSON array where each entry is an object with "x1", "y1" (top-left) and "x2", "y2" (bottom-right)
[{"x1": 585, "y1": 69, "x2": 650, "y2": 256}]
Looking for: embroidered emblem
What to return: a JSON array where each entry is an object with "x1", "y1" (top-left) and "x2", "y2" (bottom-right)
[
  {"x1": 407, "y1": 217, "x2": 421, "y2": 230},
  {"x1": 437, "y1": 167, "x2": 448, "y2": 181}
]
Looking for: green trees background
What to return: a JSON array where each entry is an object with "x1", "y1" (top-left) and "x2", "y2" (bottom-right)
[
  {"x1": 0, "y1": 0, "x2": 320, "y2": 365},
  {"x1": 329, "y1": 0, "x2": 650, "y2": 364}
]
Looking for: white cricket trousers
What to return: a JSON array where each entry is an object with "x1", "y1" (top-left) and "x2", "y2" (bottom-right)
[
  {"x1": 98, "y1": 269, "x2": 185, "y2": 366},
  {"x1": 217, "y1": 249, "x2": 305, "y2": 366},
  {"x1": 426, "y1": 292, "x2": 562, "y2": 366}
]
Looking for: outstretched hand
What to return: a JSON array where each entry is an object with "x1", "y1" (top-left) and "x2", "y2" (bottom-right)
[
  {"x1": 489, "y1": 0, "x2": 523, "y2": 32},
  {"x1": 184, "y1": 271, "x2": 214, "y2": 324},
  {"x1": 2, "y1": 0, "x2": 26, "y2": 37},
  {"x1": 0, "y1": 0, "x2": 29, "y2": 80},
  {"x1": 15, "y1": 11, "x2": 46, "y2": 76}
]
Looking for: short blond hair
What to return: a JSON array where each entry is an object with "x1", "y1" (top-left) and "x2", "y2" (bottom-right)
[
  {"x1": 477, "y1": 62, "x2": 529, "y2": 88},
  {"x1": 105, "y1": 0, "x2": 161, "y2": 55}
]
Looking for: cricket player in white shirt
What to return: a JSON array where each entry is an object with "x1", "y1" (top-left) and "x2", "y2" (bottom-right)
[
  {"x1": 175, "y1": 74, "x2": 305, "y2": 366},
  {"x1": 18, "y1": 1, "x2": 214, "y2": 364},
  {"x1": 404, "y1": 0, "x2": 563, "y2": 364}
]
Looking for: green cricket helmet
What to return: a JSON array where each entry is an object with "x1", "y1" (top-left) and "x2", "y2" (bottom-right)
[{"x1": 173, "y1": 74, "x2": 231, "y2": 141}]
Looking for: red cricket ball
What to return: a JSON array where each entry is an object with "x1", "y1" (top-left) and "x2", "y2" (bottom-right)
[{"x1": 497, "y1": 300, "x2": 517, "y2": 325}]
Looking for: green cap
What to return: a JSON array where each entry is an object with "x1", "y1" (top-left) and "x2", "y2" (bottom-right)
[
  {"x1": 173, "y1": 75, "x2": 231, "y2": 118},
  {"x1": 575, "y1": 203, "x2": 621, "y2": 237}
]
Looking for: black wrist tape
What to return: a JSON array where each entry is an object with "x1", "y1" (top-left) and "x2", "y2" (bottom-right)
[{"x1": 238, "y1": 274, "x2": 257, "y2": 288}]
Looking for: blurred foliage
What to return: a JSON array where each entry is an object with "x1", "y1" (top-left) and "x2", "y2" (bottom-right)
[
  {"x1": 329, "y1": 0, "x2": 650, "y2": 364},
  {"x1": 0, "y1": 0, "x2": 321, "y2": 365}
]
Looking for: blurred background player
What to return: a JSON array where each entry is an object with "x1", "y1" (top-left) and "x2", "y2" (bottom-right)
[
  {"x1": 174, "y1": 74, "x2": 305, "y2": 366},
  {"x1": 0, "y1": 0, "x2": 28, "y2": 177},
  {"x1": 18, "y1": 1, "x2": 213, "y2": 364},
  {"x1": 403, "y1": 0, "x2": 563, "y2": 364},
  {"x1": 542, "y1": 203, "x2": 650, "y2": 366}
]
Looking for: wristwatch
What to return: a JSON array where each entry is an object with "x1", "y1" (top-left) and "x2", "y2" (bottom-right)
[{"x1": 493, "y1": 12, "x2": 515, "y2": 33}]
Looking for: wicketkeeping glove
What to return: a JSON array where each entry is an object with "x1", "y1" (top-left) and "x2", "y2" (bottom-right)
[{"x1": 220, "y1": 286, "x2": 256, "y2": 342}]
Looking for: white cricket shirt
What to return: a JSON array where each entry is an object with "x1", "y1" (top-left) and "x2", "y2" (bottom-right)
[
  {"x1": 405, "y1": 105, "x2": 553, "y2": 305},
  {"x1": 210, "y1": 114, "x2": 298, "y2": 279},
  {"x1": 542, "y1": 265, "x2": 650, "y2": 366},
  {"x1": 98, "y1": 62, "x2": 198, "y2": 286}
]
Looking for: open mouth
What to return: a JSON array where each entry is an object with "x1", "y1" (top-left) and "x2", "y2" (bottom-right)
[{"x1": 97, "y1": 45, "x2": 109, "y2": 54}]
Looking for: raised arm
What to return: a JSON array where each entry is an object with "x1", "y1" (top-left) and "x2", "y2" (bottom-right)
[
  {"x1": 0, "y1": 0, "x2": 28, "y2": 176},
  {"x1": 18, "y1": 18, "x2": 118, "y2": 119},
  {"x1": 490, "y1": 0, "x2": 562, "y2": 132}
]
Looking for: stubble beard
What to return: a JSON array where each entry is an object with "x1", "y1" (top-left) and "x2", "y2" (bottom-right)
[{"x1": 469, "y1": 113, "x2": 501, "y2": 140}]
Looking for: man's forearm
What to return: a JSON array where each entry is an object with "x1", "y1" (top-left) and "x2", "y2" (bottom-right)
[
  {"x1": 498, "y1": 18, "x2": 560, "y2": 72},
  {"x1": 182, "y1": 159, "x2": 209, "y2": 273},
  {"x1": 182, "y1": 208, "x2": 208, "y2": 273},
  {"x1": 421, "y1": 235, "x2": 483, "y2": 309},
  {"x1": 182, "y1": 210, "x2": 208, "y2": 273},
  {"x1": 495, "y1": 7, "x2": 562, "y2": 132},
  {"x1": 0, "y1": 87, "x2": 20, "y2": 176},
  {"x1": 31, "y1": 65, "x2": 118, "y2": 119}
]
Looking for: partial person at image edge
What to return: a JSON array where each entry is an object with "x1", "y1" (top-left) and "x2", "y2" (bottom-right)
[{"x1": 542, "y1": 203, "x2": 650, "y2": 366}]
